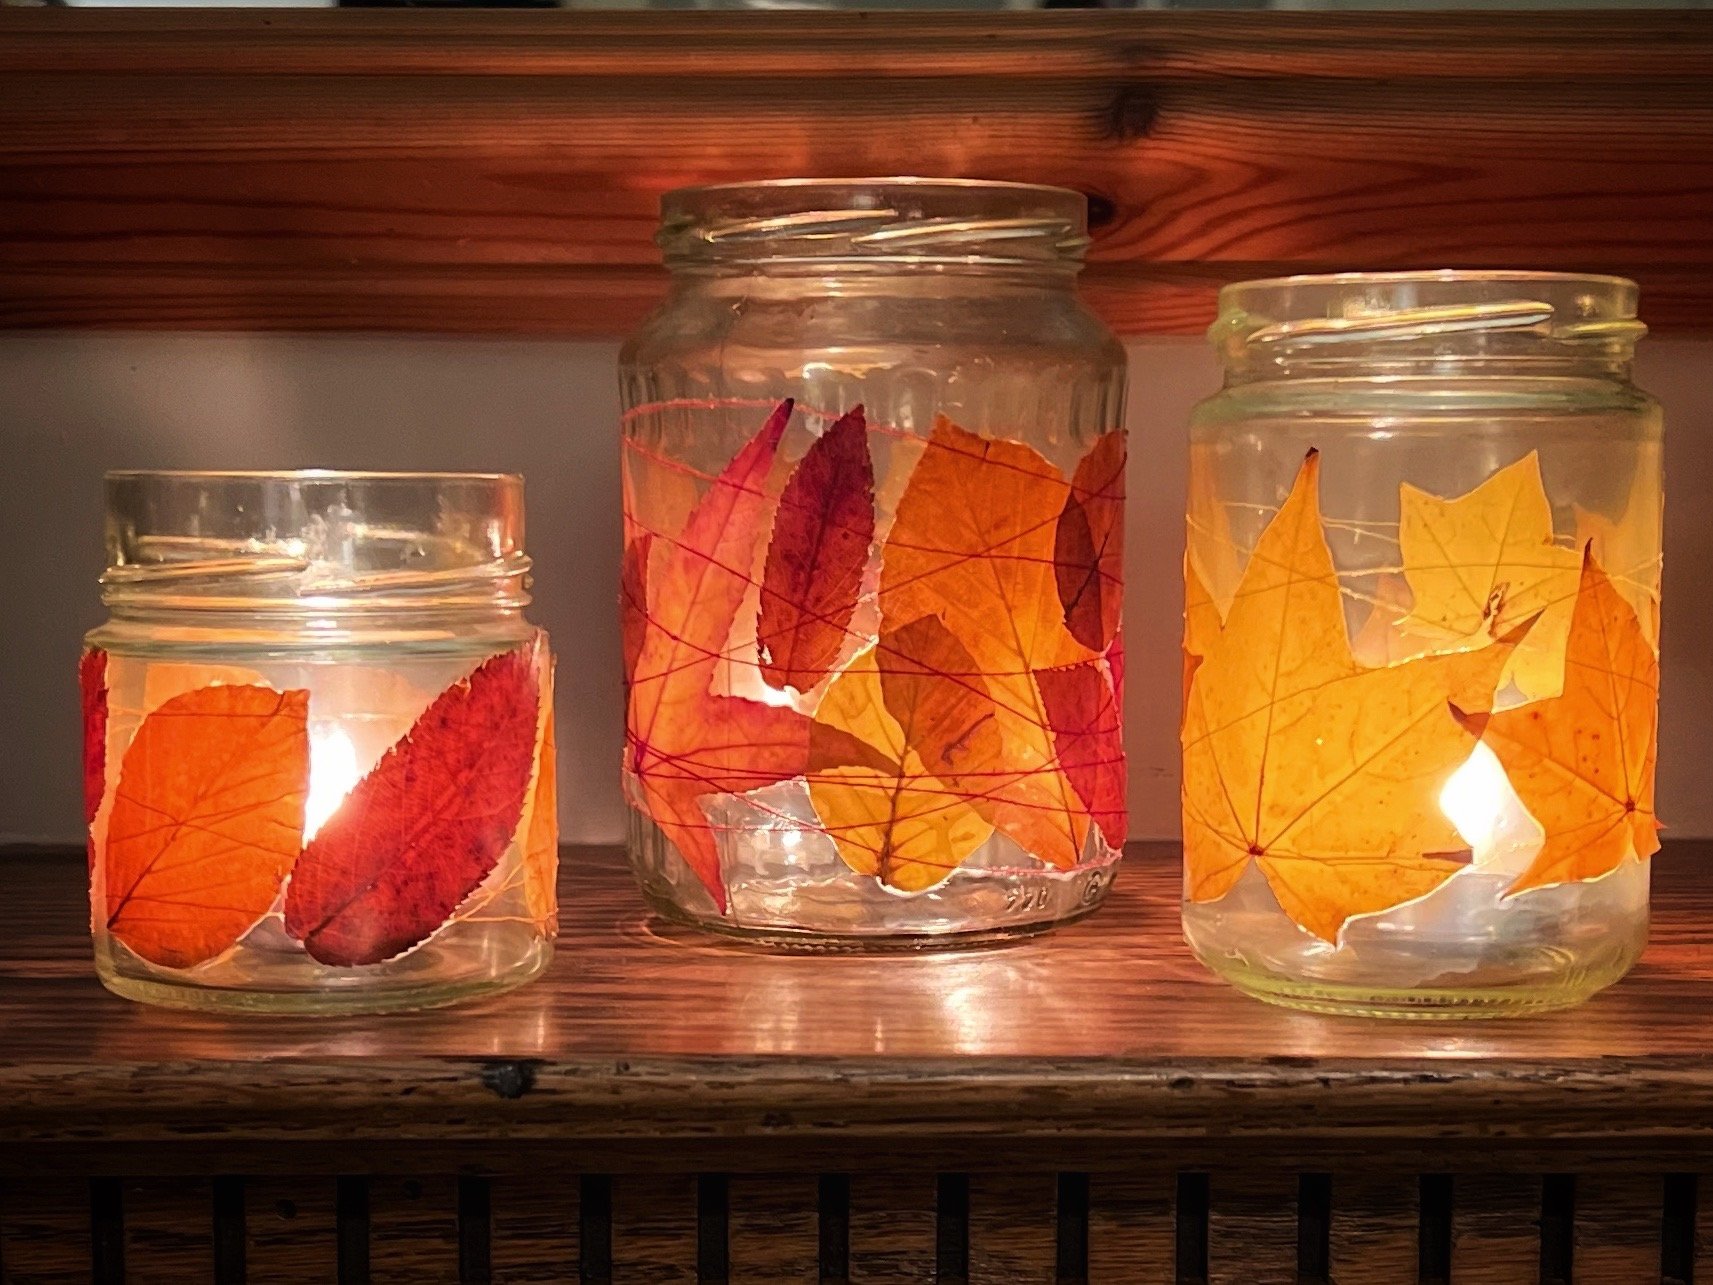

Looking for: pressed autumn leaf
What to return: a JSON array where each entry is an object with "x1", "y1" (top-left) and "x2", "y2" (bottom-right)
[
  {"x1": 523, "y1": 683, "x2": 559, "y2": 935},
  {"x1": 1055, "y1": 432, "x2": 1126, "y2": 652},
  {"x1": 1182, "y1": 556, "x2": 1221, "y2": 720},
  {"x1": 626, "y1": 400, "x2": 812, "y2": 908},
  {"x1": 808, "y1": 618, "x2": 997, "y2": 890},
  {"x1": 1398, "y1": 451, "x2": 1581, "y2": 700},
  {"x1": 1035, "y1": 658, "x2": 1127, "y2": 850},
  {"x1": 1574, "y1": 452, "x2": 1663, "y2": 648},
  {"x1": 80, "y1": 647, "x2": 108, "y2": 872},
  {"x1": 1455, "y1": 550, "x2": 1660, "y2": 895},
  {"x1": 284, "y1": 646, "x2": 539, "y2": 966},
  {"x1": 620, "y1": 532, "x2": 652, "y2": 684},
  {"x1": 104, "y1": 684, "x2": 309, "y2": 969},
  {"x1": 1181, "y1": 450, "x2": 1520, "y2": 943},
  {"x1": 880, "y1": 416, "x2": 1093, "y2": 869},
  {"x1": 758, "y1": 405, "x2": 875, "y2": 693}
]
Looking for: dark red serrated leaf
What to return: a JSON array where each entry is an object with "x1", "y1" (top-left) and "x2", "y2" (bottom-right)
[
  {"x1": 1035, "y1": 658, "x2": 1127, "y2": 850},
  {"x1": 758, "y1": 406, "x2": 875, "y2": 693},
  {"x1": 620, "y1": 531, "x2": 652, "y2": 683},
  {"x1": 80, "y1": 647, "x2": 108, "y2": 873},
  {"x1": 1054, "y1": 432, "x2": 1126, "y2": 651},
  {"x1": 284, "y1": 645, "x2": 540, "y2": 966}
]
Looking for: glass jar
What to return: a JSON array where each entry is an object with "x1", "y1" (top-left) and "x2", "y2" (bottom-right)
[
  {"x1": 1182, "y1": 272, "x2": 1662, "y2": 1017},
  {"x1": 83, "y1": 471, "x2": 556, "y2": 1013},
  {"x1": 620, "y1": 178, "x2": 1127, "y2": 944}
]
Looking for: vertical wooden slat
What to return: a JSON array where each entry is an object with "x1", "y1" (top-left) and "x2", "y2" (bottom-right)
[
  {"x1": 1541, "y1": 1174, "x2": 1576, "y2": 1285},
  {"x1": 91, "y1": 1178, "x2": 123, "y2": 1285},
  {"x1": 0, "y1": 1177, "x2": 93, "y2": 1283},
  {"x1": 1086, "y1": 1173, "x2": 1174, "y2": 1285},
  {"x1": 213, "y1": 1175, "x2": 246, "y2": 1285},
  {"x1": 123, "y1": 1177, "x2": 216, "y2": 1279},
  {"x1": 369, "y1": 1176, "x2": 459, "y2": 1283},
  {"x1": 490, "y1": 1175, "x2": 578, "y2": 1284},
  {"x1": 1451, "y1": 1175, "x2": 1541, "y2": 1284},
  {"x1": 1663, "y1": 1173, "x2": 1697, "y2": 1285},
  {"x1": 1206, "y1": 1172, "x2": 1296, "y2": 1285},
  {"x1": 726, "y1": 1176, "x2": 817, "y2": 1285},
  {"x1": 246, "y1": 1178, "x2": 340, "y2": 1284},
  {"x1": 1327, "y1": 1173, "x2": 1417, "y2": 1282},
  {"x1": 968, "y1": 1173, "x2": 1056, "y2": 1284},
  {"x1": 1576, "y1": 1174, "x2": 1662, "y2": 1283},
  {"x1": 610, "y1": 1175, "x2": 696, "y2": 1285},
  {"x1": 848, "y1": 1173, "x2": 937, "y2": 1285}
]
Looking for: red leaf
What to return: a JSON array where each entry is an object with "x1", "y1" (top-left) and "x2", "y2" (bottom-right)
[
  {"x1": 1054, "y1": 433, "x2": 1126, "y2": 651},
  {"x1": 758, "y1": 406, "x2": 874, "y2": 692},
  {"x1": 620, "y1": 531, "x2": 652, "y2": 683},
  {"x1": 80, "y1": 647, "x2": 108, "y2": 872},
  {"x1": 1035, "y1": 658, "x2": 1127, "y2": 850},
  {"x1": 284, "y1": 644, "x2": 540, "y2": 966}
]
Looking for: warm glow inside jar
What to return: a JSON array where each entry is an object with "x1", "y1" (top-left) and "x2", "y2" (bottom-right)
[
  {"x1": 83, "y1": 472, "x2": 557, "y2": 1012},
  {"x1": 1182, "y1": 272, "x2": 1662, "y2": 1017},
  {"x1": 620, "y1": 178, "x2": 1128, "y2": 944}
]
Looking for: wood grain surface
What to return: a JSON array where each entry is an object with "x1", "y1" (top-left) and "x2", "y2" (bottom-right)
[
  {"x1": 3, "y1": 842, "x2": 1713, "y2": 1163},
  {"x1": 0, "y1": 11, "x2": 1710, "y2": 337}
]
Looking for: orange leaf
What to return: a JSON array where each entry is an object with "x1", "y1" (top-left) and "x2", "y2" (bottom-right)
[
  {"x1": 1181, "y1": 450, "x2": 1519, "y2": 942},
  {"x1": 1035, "y1": 657, "x2": 1127, "y2": 850},
  {"x1": 104, "y1": 684, "x2": 309, "y2": 968},
  {"x1": 1456, "y1": 550, "x2": 1660, "y2": 894},
  {"x1": 1573, "y1": 449, "x2": 1663, "y2": 649},
  {"x1": 625, "y1": 400, "x2": 811, "y2": 907},
  {"x1": 879, "y1": 417, "x2": 1093, "y2": 869},
  {"x1": 1181, "y1": 555, "x2": 1221, "y2": 723},
  {"x1": 523, "y1": 688, "x2": 558, "y2": 935},
  {"x1": 620, "y1": 532, "x2": 652, "y2": 685},
  {"x1": 80, "y1": 648, "x2": 108, "y2": 874},
  {"x1": 1055, "y1": 432, "x2": 1125, "y2": 652}
]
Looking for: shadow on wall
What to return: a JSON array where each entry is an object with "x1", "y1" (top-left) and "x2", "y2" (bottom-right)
[{"x1": 0, "y1": 333, "x2": 1707, "y2": 846}]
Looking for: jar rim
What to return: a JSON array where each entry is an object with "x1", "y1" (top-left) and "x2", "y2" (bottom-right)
[
  {"x1": 1220, "y1": 269, "x2": 1638, "y2": 297},
  {"x1": 106, "y1": 468, "x2": 520, "y2": 484}
]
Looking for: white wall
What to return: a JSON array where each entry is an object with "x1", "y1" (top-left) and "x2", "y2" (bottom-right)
[{"x1": 1, "y1": 333, "x2": 1707, "y2": 845}]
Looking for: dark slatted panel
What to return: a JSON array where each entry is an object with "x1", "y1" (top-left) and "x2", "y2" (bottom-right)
[
  {"x1": 0, "y1": 1177, "x2": 92, "y2": 1283},
  {"x1": 937, "y1": 1174, "x2": 970, "y2": 1285},
  {"x1": 123, "y1": 1178, "x2": 216, "y2": 1279},
  {"x1": 1205, "y1": 1172, "x2": 1296, "y2": 1285},
  {"x1": 460, "y1": 1176, "x2": 493, "y2": 1284},
  {"x1": 246, "y1": 1178, "x2": 340, "y2": 1284},
  {"x1": 1175, "y1": 1173, "x2": 1209, "y2": 1285},
  {"x1": 338, "y1": 1175, "x2": 371, "y2": 1285},
  {"x1": 1452, "y1": 1175, "x2": 1541, "y2": 1283},
  {"x1": 1418, "y1": 1174, "x2": 1454, "y2": 1285},
  {"x1": 1327, "y1": 1173, "x2": 1417, "y2": 1282},
  {"x1": 579, "y1": 1176, "x2": 612, "y2": 1285},
  {"x1": 91, "y1": 1178, "x2": 123, "y2": 1285},
  {"x1": 369, "y1": 1176, "x2": 460, "y2": 1283},
  {"x1": 1541, "y1": 1174, "x2": 1576, "y2": 1285},
  {"x1": 213, "y1": 1175, "x2": 246, "y2": 1284},
  {"x1": 967, "y1": 1173, "x2": 1056, "y2": 1284},
  {"x1": 1056, "y1": 1173, "x2": 1089, "y2": 1285},
  {"x1": 1577, "y1": 1175, "x2": 1662, "y2": 1283},
  {"x1": 610, "y1": 1175, "x2": 697, "y2": 1284},
  {"x1": 726, "y1": 1176, "x2": 817, "y2": 1285},
  {"x1": 490, "y1": 1174, "x2": 578, "y2": 1284},
  {"x1": 847, "y1": 1174, "x2": 937, "y2": 1284},
  {"x1": 1086, "y1": 1173, "x2": 1174, "y2": 1285},
  {"x1": 1663, "y1": 1173, "x2": 1696, "y2": 1285}
]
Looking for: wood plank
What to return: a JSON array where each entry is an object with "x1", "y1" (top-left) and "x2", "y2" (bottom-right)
[
  {"x1": 727, "y1": 1175, "x2": 817, "y2": 1285},
  {"x1": 1451, "y1": 1175, "x2": 1541, "y2": 1285},
  {"x1": 848, "y1": 1173, "x2": 937, "y2": 1285},
  {"x1": 491, "y1": 1174, "x2": 578, "y2": 1284},
  {"x1": 369, "y1": 1175, "x2": 459, "y2": 1284},
  {"x1": 968, "y1": 1172, "x2": 1056, "y2": 1285},
  {"x1": 610, "y1": 1174, "x2": 696, "y2": 1285},
  {"x1": 246, "y1": 1178, "x2": 339, "y2": 1285},
  {"x1": 0, "y1": 1177, "x2": 91, "y2": 1284},
  {"x1": 121, "y1": 1178, "x2": 215, "y2": 1280},
  {"x1": 1577, "y1": 1174, "x2": 1662, "y2": 1283},
  {"x1": 1328, "y1": 1173, "x2": 1417, "y2": 1283},
  {"x1": 0, "y1": 12, "x2": 1708, "y2": 336},
  {"x1": 1206, "y1": 1172, "x2": 1296, "y2": 1285},
  {"x1": 1087, "y1": 1173, "x2": 1173, "y2": 1285}
]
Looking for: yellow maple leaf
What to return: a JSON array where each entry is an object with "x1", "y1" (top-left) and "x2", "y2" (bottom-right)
[
  {"x1": 1182, "y1": 450, "x2": 1520, "y2": 943},
  {"x1": 1455, "y1": 550, "x2": 1660, "y2": 895},
  {"x1": 1398, "y1": 451, "x2": 1581, "y2": 701},
  {"x1": 1573, "y1": 447, "x2": 1663, "y2": 649}
]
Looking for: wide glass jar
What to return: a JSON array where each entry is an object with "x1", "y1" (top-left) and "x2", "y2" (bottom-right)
[
  {"x1": 83, "y1": 471, "x2": 556, "y2": 1013},
  {"x1": 620, "y1": 178, "x2": 1127, "y2": 944},
  {"x1": 1182, "y1": 272, "x2": 1662, "y2": 1017}
]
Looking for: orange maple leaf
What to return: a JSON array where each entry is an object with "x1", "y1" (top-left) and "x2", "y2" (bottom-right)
[
  {"x1": 879, "y1": 417, "x2": 1095, "y2": 869},
  {"x1": 1455, "y1": 549, "x2": 1661, "y2": 895},
  {"x1": 523, "y1": 687, "x2": 559, "y2": 934},
  {"x1": 103, "y1": 684, "x2": 309, "y2": 968},
  {"x1": 1181, "y1": 451, "x2": 1521, "y2": 943}
]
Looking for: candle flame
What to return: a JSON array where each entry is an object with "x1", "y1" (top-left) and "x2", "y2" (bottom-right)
[
  {"x1": 304, "y1": 724, "x2": 363, "y2": 841},
  {"x1": 1439, "y1": 740, "x2": 1509, "y2": 853}
]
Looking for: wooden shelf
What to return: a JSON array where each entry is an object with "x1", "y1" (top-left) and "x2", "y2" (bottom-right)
[
  {"x1": 1, "y1": 841, "x2": 1708, "y2": 1280},
  {"x1": 2, "y1": 10, "x2": 1712, "y2": 336}
]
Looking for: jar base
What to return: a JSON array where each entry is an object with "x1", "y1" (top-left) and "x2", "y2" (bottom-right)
[{"x1": 94, "y1": 939, "x2": 552, "y2": 1015}]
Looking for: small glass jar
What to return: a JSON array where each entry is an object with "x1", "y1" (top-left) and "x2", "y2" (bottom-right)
[
  {"x1": 1182, "y1": 272, "x2": 1662, "y2": 1017},
  {"x1": 83, "y1": 471, "x2": 556, "y2": 1013},
  {"x1": 620, "y1": 178, "x2": 1127, "y2": 944}
]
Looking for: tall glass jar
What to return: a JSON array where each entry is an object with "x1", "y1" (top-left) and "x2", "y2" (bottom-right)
[
  {"x1": 1182, "y1": 272, "x2": 1662, "y2": 1017},
  {"x1": 620, "y1": 179, "x2": 1127, "y2": 944},
  {"x1": 83, "y1": 472, "x2": 556, "y2": 1013}
]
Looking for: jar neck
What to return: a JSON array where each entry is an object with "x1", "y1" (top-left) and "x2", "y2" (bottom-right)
[
  {"x1": 668, "y1": 261, "x2": 1082, "y2": 293},
  {"x1": 1222, "y1": 351, "x2": 1636, "y2": 387}
]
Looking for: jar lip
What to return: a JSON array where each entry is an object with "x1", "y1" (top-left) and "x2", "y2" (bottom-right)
[
  {"x1": 665, "y1": 176, "x2": 1087, "y2": 204},
  {"x1": 105, "y1": 469, "x2": 520, "y2": 485},
  {"x1": 1221, "y1": 269, "x2": 1639, "y2": 297}
]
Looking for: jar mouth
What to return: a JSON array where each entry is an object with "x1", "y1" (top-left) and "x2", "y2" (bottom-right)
[
  {"x1": 658, "y1": 177, "x2": 1091, "y2": 270},
  {"x1": 103, "y1": 470, "x2": 529, "y2": 614},
  {"x1": 1212, "y1": 270, "x2": 1646, "y2": 368}
]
